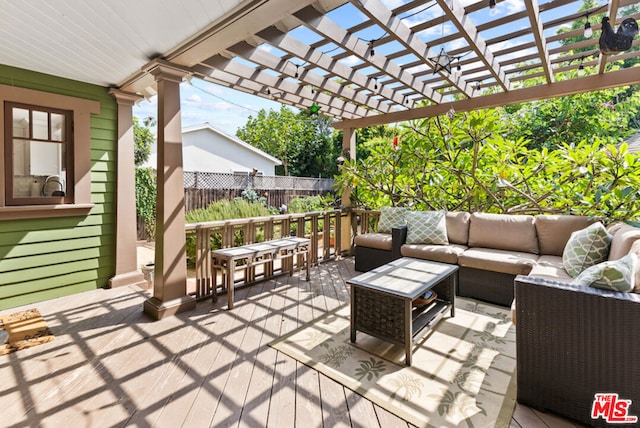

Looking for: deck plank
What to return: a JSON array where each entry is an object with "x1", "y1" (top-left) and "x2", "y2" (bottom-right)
[
  {"x1": 266, "y1": 278, "x2": 299, "y2": 428},
  {"x1": 0, "y1": 257, "x2": 582, "y2": 428}
]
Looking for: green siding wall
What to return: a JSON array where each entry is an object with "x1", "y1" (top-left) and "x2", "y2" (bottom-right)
[{"x1": 0, "y1": 65, "x2": 117, "y2": 310}]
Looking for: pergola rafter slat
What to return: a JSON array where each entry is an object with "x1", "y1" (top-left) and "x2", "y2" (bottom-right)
[
  {"x1": 599, "y1": 0, "x2": 621, "y2": 73},
  {"x1": 108, "y1": 0, "x2": 640, "y2": 125},
  {"x1": 435, "y1": 0, "x2": 510, "y2": 92},
  {"x1": 349, "y1": 0, "x2": 475, "y2": 98},
  {"x1": 291, "y1": 5, "x2": 442, "y2": 106},
  {"x1": 252, "y1": 25, "x2": 406, "y2": 111},
  {"x1": 524, "y1": 0, "x2": 555, "y2": 83}
]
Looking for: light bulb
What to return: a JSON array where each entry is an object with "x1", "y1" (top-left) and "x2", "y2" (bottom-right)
[
  {"x1": 584, "y1": 22, "x2": 593, "y2": 38},
  {"x1": 489, "y1": 0, "x2": 496, "y2": 9}
]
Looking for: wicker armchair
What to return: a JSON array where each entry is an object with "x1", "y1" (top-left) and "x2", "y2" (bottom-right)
[
  {"x1": 354, "y1": 226, "x2": 406, "y2": 272},
  {"x1": 514, "y1": 275, "x2": 640, "y2": 427}
]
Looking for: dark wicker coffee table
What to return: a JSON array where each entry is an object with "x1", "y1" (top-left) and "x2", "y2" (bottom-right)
[{"x1": 348, "y1": 257, "x2": 458, "y2": 366}]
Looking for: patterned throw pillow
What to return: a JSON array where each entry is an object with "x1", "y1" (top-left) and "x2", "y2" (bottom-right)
[
  {"x1": 573, "y1": 253, "x2": 637, "y2": 292},
  {"x1": 405, "y1": 210, "x2": 449, "y2": 245},
  {"x1": 562, "y1": 222, "x2": 612, "y2": 277},
  {"x1": 377, "y1": 206, "x2": 408, "y2": 234}
]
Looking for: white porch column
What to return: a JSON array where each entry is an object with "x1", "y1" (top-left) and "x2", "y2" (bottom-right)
[
  {"x1": 142, "y1": 60, "x2": 196, "y2": 320},
  {"x1": 108, "y1": 89, "x2": 147, "y2": 289},
  {"x1": 340, "y1": 128, "x2": 356, "y2": 254}
]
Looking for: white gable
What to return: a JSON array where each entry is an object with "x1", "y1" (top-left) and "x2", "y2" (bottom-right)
[{"x1": 144, "y1": 123, "x2": 282, "y2": 174}]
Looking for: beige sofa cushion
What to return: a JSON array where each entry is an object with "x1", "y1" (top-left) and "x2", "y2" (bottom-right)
[
  {"x1": 354, "y1": 233, "x2": 392, "y2": 251},
  {"x1": 608, "y1": 223, "x2": 640, "y2": 261},
  {"x1": 401, "y1": 243, "x2": 467, "y2": 264},
  {"x1": 458, "y1": 248, "x2": 537, "y2": 275},
  {"x1": 535, "y1": 215, "x2": 598, "y2": 256},
  {"x1": 468, "y1": 213, "x2": 539, "y2": 254},
  {"x1": 446, "y1": 211, "x2": 471, "y2": 245},
  {"x1": 528, "y1": 255, "x2": 573, "y2": 281}
]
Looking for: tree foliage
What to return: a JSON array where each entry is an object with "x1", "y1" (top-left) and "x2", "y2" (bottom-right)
[
  {"x1": 134, "y1": 116, "x2": 157, "y2": 239},
  {"x1": 502, "y1": 83, "x2": 640, "y2": 149},
  {"x1": 134, "y1": 116, "x2": 156, "y2": 166},
  {"x1": 236, "y1": 105, "x2": 339, "y2": 177},
  {"x1": 335, "y1": 109, "x2": 640, "y2": 222}
]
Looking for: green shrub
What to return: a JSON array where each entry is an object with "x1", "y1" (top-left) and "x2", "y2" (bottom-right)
[
  {"x1": 135, "y1": 167, "x2": 156, "y2": 239},
  {"x1": 185, "y1": 199, "x2": 272, "y2": 266},
  {"x1": 287, "y1": 194, "x2": 334, "y2": 213}
]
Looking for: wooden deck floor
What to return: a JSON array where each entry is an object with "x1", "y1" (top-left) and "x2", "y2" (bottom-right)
[{"x1": 0, "y1": 257, "x2": 586, "y2": 428}]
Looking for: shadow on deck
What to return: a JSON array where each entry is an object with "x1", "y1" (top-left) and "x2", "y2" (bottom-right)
[{"x1": 0, "y1": 257, "x2": 585, "y2": 427}]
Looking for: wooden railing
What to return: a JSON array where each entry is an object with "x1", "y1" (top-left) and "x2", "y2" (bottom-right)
[
  {"x1": 350, "y1": 208, "x2": 381, "y2": 235},
  {"x1": 185, "y1": 209, "x2": 345, "y2": 299}
]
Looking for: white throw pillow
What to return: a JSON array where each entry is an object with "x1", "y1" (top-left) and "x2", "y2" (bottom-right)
[
  {"x1": 573, "y1": 253, "x2": 637, "y2": 292},
  {"x1": 377, "y1": 206, "x2": 408, "y2": 234},
  {"x1": 405, "y1": 210, "x2": 448, "y2": 245},
  {"x1": 562, "y1": 222, "x2": 612, "y2": 277}
]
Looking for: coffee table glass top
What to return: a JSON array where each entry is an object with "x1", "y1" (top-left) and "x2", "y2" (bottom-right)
[{"x1": 347, "y1": 257, "x2": 458, "y2": 299}]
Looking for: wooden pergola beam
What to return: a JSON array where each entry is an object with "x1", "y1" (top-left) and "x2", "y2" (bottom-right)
[
  {"x1": 334, "y1": 66, "x2": 640, "y2": 129},
  {"x1": 524, "y1": 0, "x2": 554, "y2": 84}
]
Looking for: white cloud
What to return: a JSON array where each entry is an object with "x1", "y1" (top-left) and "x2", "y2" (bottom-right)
[
  {"x1": 185, "y1": 94, "x2": 202, "y2": 103},
  {"x1": 341, "y1": 55, "x2": 362, "y2": 66},
  {"x1": 503, "y1": 0, "x2": 525, "y2": 14}
]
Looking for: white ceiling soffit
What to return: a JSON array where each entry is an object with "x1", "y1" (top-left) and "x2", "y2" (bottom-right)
[{"x1": 0, "y1": 0, "x2": 250, "y2": 87}]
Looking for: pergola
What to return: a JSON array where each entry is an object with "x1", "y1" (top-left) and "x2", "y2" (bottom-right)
[{"x1": 4, "y1": 0, "x2": 640, "y2": 318}]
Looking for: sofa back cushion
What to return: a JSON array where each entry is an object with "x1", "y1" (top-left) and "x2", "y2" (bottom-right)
[
  {"x1": 446, "y1": 211, "x2": 471, "y2": 245},
  {"x1": 535, "y1": 215, "x2": 599, "y2": 256},
  {"x1": 608, "y1": 222, "x2": 640, "y2": 261},
  {"x1": 468, "y1": 212, "x2": 539, "y2": 254}
]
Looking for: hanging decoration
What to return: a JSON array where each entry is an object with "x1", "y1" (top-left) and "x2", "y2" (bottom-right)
[
  {"x1": 446, "y1": 106, "x2": 455, "y2": 119},
  {"x1": 308, "y1": 103, "x2": 321, "y2": 115},
  {"x1": 599, "y1": 16, "x2": 639, "y2": 54},
  {"x1": 430, "y1": 48, "x2": 453, "y2": 74}
]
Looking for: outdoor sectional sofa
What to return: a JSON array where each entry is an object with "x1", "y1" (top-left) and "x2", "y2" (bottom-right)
[{"x1": 354, "y1": 210, "x2": 640, "y2": 427}]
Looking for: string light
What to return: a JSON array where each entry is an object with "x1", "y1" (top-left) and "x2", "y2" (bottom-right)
[
  {"x1": 369, "y1": 40, "x2": 375, "y2": 57},
  {"x1": 489, "y1": 0, "x2": 496, "y2": 9},
  {"x1": 584, "y1": 15, "x2": 593, "y2": 38},
  {"x1": 447, "y1": 106, "x2": 455, "y2": 119}
]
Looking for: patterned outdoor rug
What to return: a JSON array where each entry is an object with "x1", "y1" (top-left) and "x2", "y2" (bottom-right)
[
  {"x1": 0, "y1": 308, "x2": 54, "y2": 356},
  {"x1": 270, "y1": 298, "x2": 516, "y2": 428}
]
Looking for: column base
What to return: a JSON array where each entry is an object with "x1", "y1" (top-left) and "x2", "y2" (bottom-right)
[
  {"x1": 143, "y1": 295, "x2": 197, "y2": 320},
  {"x1": 109, "y1": 271, "x2": 147, "y2": 289}
]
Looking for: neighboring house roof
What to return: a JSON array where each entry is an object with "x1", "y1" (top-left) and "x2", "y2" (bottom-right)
[
  {"x1": 146, "y1": 146, "x2": 252, "y2": 173},
  {"x1": 143, "y1": 123, "x2": 281, "y2": 174},
  {"x1": 182, "y1": 123, "x2": 282, "y2": 165},
  {"x1": 624, "y1": 131, "x2": 640, "y2": 153}
]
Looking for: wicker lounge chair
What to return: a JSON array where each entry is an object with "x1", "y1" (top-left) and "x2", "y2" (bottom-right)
[{"x1": 514, "y1": 275, "x2": 640, "y2": 427}]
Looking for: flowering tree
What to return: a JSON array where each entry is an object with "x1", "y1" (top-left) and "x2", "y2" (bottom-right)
[{"x1": 335, "y1": 109, "x2": 640, "y2": 223}]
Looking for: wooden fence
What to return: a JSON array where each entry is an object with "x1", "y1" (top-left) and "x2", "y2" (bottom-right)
[
  {"x1": 138, "y1": 171, "x2": 336, "y2": 240},
  {"x1": 183, "y1": 171, "x2": 335, "y2": 211}
]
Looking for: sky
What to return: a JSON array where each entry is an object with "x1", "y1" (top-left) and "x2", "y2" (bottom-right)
[
  {"x1": 133, "y1": 79, "x2": 285, "y2": 138},
  {"x1": 133, "y1": 0, "x2": 594, "y2": 137}
]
